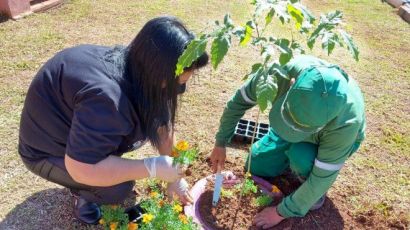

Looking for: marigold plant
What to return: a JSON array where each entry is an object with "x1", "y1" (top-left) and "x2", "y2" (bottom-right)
[
  {"x1": 254, "y1": 194, "x2": 273, "y2": 207},
  {"x1": 139, "y1": 186, "x2": 199, "y2": 230},
  {"x1": 100, "y1": 205, "x2": 129, "y2": 230},
  {"x1": 172, "y1": 140, "x2": 198, "y2": 166}
]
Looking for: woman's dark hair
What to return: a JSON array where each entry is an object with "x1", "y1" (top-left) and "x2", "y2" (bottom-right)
[{"x1": 126, "y1": 16, "x2": 208, "y2": 149}]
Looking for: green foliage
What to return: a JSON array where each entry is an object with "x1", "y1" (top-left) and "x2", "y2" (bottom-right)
[
  {"x1": 339, "y1": 30, "x2": 359, "y2": 61},
  {"x1": 236, "y1": 177, "x2": 258, "y2": 196},
  {"x1": 287, "y1": 4, "x2": 304, "y2": 30},
  {"x1": 175, "y1": 0, "x2": 359, "y2": 112},
  {"x1": 172, "y1": 148, "x2": 198, "y2": 166},
  {"x1": 220, "y1": 188, "x2": 235, "y2": 198},
  {"x1": 254, "y1": 195, "x2": 273, "y2": 207},
  {"x1": 100, "y1": 205, "x2": 129, "y2": 230},
  {"x1": 211, "y1": 34, "x2": 230, "y2": 69},
  {"x1": 172, "y1": 141, "x2": 198, "y2": 166},
  {"x1": 240, "y1": 21, "x2": 254, "y2": 46},
  {"x1": 175, "y1": 36, "x2": 208, "y2": 76},
  {"x1": 256, "y1": 72, "x2": 277, "y2": 112},
  {"x1": 139, "y1": 191, "x2": 199, "y2": 230}
]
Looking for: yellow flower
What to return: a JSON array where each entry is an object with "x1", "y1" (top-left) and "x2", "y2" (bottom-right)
[
  {"x1": 170, "y1": 149, "x2": 179, "y2": 157},
  {"x1": 99, "y1": 219, "x2": 105, "y2": 225},
  {"x1": 142, "y1": 213, "x2": 154, "y2": 223},
  {"x1": 178, "y1": 214, "x2": 188, "y2": 224},
  {"x1": 175, "y1": 140, "x2": 189, "y2": 151},
  {"x1": 245, "y1": 172, "x2": 252, "y2": 178},
  {"x1": 128, "y1": 222, "x2": 138, "y2": 230},
  {"x1": 110, "y1": 222, "x2": 118, "y2": 230},
  {"x1": 173, "y1": 204, "x2": 183, "y2": 213},
  {"x1": 149, "y1": 191, "x2": 159, "y2": 198},
  {"x1": 110, "y1": 205, "x2": 119, "y2": 209},
  {"x1": 271, "y1": 185, "x2": 281, "y2": 193}
]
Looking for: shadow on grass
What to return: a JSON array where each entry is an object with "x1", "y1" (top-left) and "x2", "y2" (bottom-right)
[
  {"x1": 0, "y1": 13, "x2": 9, "y2": 24},
  {"x1": 0, "y1": 188, "x2": 91, "y2": 230},
  {"x1": 0, "y1": 188, "x2": 136, "y2": 229}
]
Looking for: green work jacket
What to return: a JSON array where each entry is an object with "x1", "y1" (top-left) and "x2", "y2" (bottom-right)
[{"x1": 215, "y1": 55, "x2": 366, "y2": 218}]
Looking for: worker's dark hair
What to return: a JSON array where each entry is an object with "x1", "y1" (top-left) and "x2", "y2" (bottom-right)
[{"x1": 126, "y1": 16, "x2": 208, "y2": 149}]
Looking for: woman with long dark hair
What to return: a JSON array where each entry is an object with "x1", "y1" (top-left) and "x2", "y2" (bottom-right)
[{"x1": 18, "y1": 16, "x2": 208, "y2": 224}]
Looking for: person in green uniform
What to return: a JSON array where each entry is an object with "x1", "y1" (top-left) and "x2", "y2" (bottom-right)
[{"x1": 210, "y1": 55, "x2": 366, "y2": 229}]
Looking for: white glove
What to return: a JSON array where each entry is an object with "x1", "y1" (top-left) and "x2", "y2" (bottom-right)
[
  {"x1": 143, "y1": 156, "x2": 182, "y2": 182},
  {"x1": 167, "y1": 178, "x2": 193, "y2": 205}
]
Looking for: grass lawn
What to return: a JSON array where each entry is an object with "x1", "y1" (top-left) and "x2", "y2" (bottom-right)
[{"x1": 0, "y1": 0, "x2": 409, "y2": 229}]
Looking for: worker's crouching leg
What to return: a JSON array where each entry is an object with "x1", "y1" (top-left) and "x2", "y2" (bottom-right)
[
  {"x1": 246, "y1": 128, "x2": 291, "y2": 177},
  {"x1": 285, "y1": 142, "x2": 318, "y2": 179}
]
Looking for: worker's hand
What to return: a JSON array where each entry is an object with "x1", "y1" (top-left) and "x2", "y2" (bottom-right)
[
  {"x1": 210, "y1": 146, "x2": 226, "y2": 173},
  {"x1": 167, "y1": 178, "x2": 193, "y2": 205},
  {"x1": 143, "y1": 156, "x2": 183, "y2": 182},
  {"x1": 253, "y1": 206, "x2": 285, "y2": 229},
  {"x1": 157, "y1": 125, "x2": 174, "y2": 156}
]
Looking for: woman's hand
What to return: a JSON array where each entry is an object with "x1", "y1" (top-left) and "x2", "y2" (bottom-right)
[
  {"x1": 167, "y1": 178, "x2": 193, "y2": 205},
  {"x1": 253, "y1": 206, "x2": 285, "y2": 229},
  {"x1": 210, "y1": 146, "x2": 226, "y2": 173},
  {"x1": 144, "y1": 156, "x2": 183, "y2": 182},
  {"x1": 157, "y1": 125, "x2": 174, "y2": 156}
]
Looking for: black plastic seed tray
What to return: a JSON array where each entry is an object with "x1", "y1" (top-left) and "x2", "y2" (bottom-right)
[{"x1": 232, "y1": 119, "x2": 270, "y2": 144}]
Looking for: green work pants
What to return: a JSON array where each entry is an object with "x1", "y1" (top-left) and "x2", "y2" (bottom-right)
[{"x1": 246, "y1": 128, "x2": 317, "y2": 178}]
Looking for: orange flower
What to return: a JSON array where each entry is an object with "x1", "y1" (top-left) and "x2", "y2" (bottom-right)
[
  {"x1": 178, "y1": 214, "x2": 188, "y2": 224},
  {"x1": 170, "y1": 149, "x2": 179, "y2": 157},
  {"x1": 157, "y1": 200, "x2": 165, "y2": 207},
  {"x1": 128, "y1": 222, "x2": 138, "y2": 230},
  {"x1": 175, "y1": 140, "x2": 189, "y2": 151},
  {"x1": 271, "y1": 185, "x2": 281, "y2": 193},
  {"x1": 110, "y1": 205, "x2": 119, "y2": 209},
  {"x1": 110, "y1": 222, "x2": 118, "y2": 230}
]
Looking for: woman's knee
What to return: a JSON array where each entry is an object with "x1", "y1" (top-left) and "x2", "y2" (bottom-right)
[{"x1": 81, "y1": 181, "x2": 135, "y2": 204}]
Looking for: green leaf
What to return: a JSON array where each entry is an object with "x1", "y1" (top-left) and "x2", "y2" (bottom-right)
[
  {"x1": 224, "y1": 14, "x2": 234, "y2": 28},
  {"x1": 256, "y1": 72, "x2": 277, "y2": 112},
  {"x1": 321, "y1": 31, "x2": 338, "y2": 55},
  {"x1": 254, "y1": 195, "x2": 273, "y2": 207},
  {"x1": 243, "y1": 63, "x2": 263, "y2": 80},
  {"x1": 287, "y1": 4, "x2": 304, "y2": 30},
  {"x1": 211, "y1": 35, "x2": 231, "y2": 69},
  {"x1": 240, "y1": 22, "x2": 253, "y2": 46},
  {"x1": 339, "y1": 30, "x2": 359, "y2": 61},
  {"x1": 291, "y1": 41, "x2": 305, "y2": 54},
  {"x1": 175, "y1": 37, "x2": 208, "y2": 76},
  {"x1": 325, "y1": 10, "x2": 343, "y2": 25},
  {"x1": 269, "y1": 63, "x2": 288, "y2": 79},
  {"x1": 261, "y1": 45, "x2": 275, "y2": 63},
  {"x1": 279, "y1": 53, "x2": 292, "y2": 65},
  {"x1": 294, "y1": 3, "x2": 315, "y2": 24},
  {"x1": 265, "y1": 9, "x2": 274, "y2": 26},
  {"x1": 275, "y1": 38, "x2": 291, "y2": 53},
  {"x1": 273, "y1": 3, "x2": 290, "y2": 24},
  {"x1": 252, "y1": 37, "x2": 267, "y2": 46},
  {"x1": 274, "y1": 39, "x2": 293, "y2": 65}
]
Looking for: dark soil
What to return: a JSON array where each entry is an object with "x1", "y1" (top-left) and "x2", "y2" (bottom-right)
[{"x1": 187, "y1": 154, "x2": 409, "y2": 230}]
